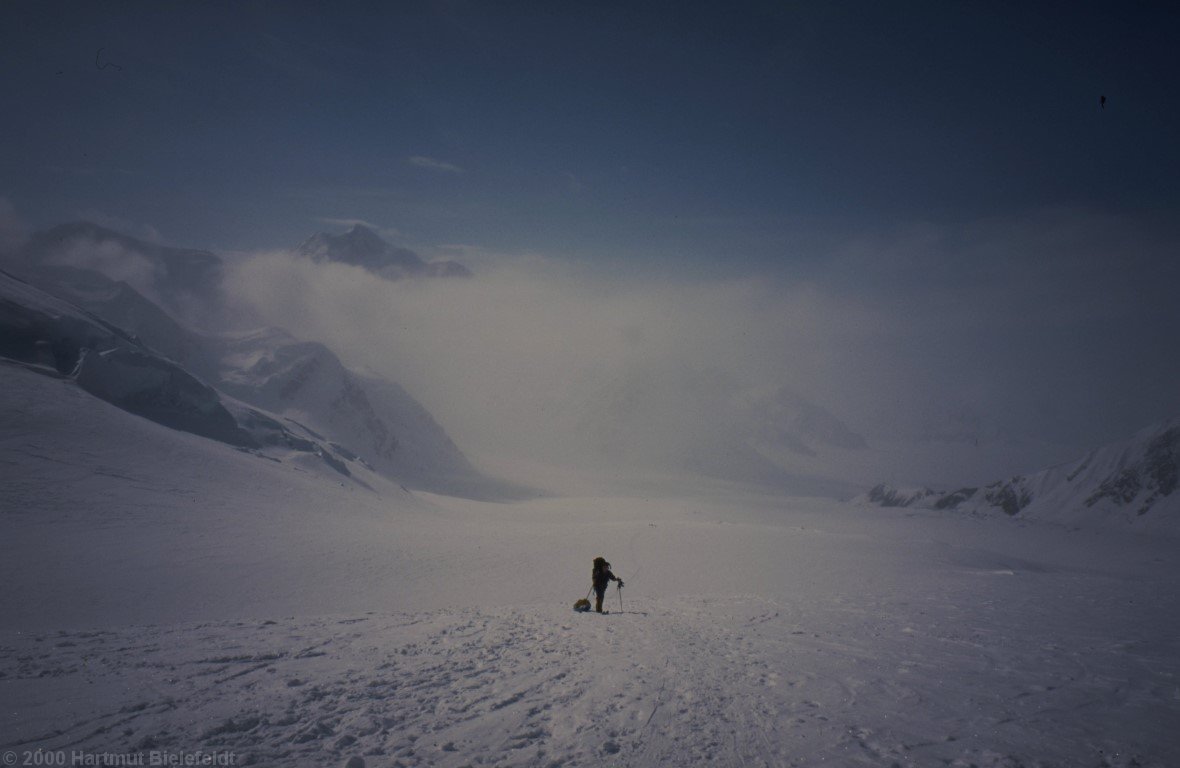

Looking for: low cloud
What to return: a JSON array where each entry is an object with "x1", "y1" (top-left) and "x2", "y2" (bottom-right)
[
  {"x1": 221, "y1": 208, "x2": 1180, "y2": 482},
  {"x1": 44, "y1": 237, "x2": 165, "y2": 295},
  {"x1": 225, "y1": 249, "x2": 837, "y2": 468}
]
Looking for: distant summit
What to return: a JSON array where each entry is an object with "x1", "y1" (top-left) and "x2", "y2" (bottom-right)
[{"x1": 295, "y1": 224, "x2": 471, "y2": 280}]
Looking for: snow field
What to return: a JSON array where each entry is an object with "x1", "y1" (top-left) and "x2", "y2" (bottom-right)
[
  {"x1": 3, "y1": 583, "x2": 1177, "y2": 767},
  {"x1": 3, "y1": 364, "x2": 1180, "y2": 766}
]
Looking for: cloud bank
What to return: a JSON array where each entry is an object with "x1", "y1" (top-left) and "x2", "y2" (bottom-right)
[{"x1": 222, "y1": 209, "x2": 1180, "y2": 485}]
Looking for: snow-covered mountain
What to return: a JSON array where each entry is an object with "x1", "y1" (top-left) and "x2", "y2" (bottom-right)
[
  {"x1": 215, "y1": 327, "x2": 486, "y2": 494},
  {"x1": 4, "y1": 262, "x2": 213, "y2": 371},
  {"x1": 295, "y1": 223, "x2": 471, "y2": 280},
  {"x1": 1, "y1": 266, "x2": 140, "y2": 374},
  {"x1": 860, "y1": 417, "x2": 1180, "y2": 530},
  {"x1": 11, "y1": 221, "x2": 224, "y2": 323},
  {"x1": 0, "y1": 268, "x2": 365, "y2": 474},
  {"x1": 3, "y1": 223, "x2": 513, "y2": 497}
]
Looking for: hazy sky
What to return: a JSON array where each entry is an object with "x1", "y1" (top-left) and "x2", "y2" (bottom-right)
[{"x1": 2, "y1": 2, "x2": 1179, "y2": 476}]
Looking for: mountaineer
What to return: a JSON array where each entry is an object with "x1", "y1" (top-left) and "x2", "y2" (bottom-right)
[{"x1": 590, "y1": 556, "x2": 623, "y2": 613}]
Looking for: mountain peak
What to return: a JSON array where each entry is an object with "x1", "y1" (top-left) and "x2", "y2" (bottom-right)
[
  {"x1": 294, "y1": 225, "x2": 470, "y2": 280},
  {"x1": 340, "y1": 223, "x2": 386, "y2": 250}
]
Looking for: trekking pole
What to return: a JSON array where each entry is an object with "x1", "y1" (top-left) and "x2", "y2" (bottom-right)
[{"x1": 617, "y1": 582, "x2": 623, "y2": 613}]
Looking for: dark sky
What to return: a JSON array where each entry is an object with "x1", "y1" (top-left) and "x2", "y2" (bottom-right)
[
  {"x1": 2, "y1": 1, "x2": 1178, "y2": 456},
  {"x1": 3, "y1": 2, "x2": 1177, "y2": 260}
]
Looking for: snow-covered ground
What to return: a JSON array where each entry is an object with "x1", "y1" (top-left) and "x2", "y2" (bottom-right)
[{"x1": 3, "y1": 362, "x2": 1179, "y2": 767}]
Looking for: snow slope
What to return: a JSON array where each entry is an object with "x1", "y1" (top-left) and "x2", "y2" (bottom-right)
[
  {"x1": 6, "y1": 263, "x2": 213, "y2": 371},
  {"x1": 0, "y1": 269, "x2": 380, "y2": 477},
  {"x1": 3, "y1": 361, "x2": 1179, "y2": 767}
]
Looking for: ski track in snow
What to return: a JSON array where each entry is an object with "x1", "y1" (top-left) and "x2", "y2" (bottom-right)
[{"x1": 3, "y1": 594, "x2": 1176, "y2": 768}]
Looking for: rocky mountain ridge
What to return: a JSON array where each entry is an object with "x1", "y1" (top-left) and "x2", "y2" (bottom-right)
[{"x1": 860, "y1": 418, "x2": 1180, "y2": 528}]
